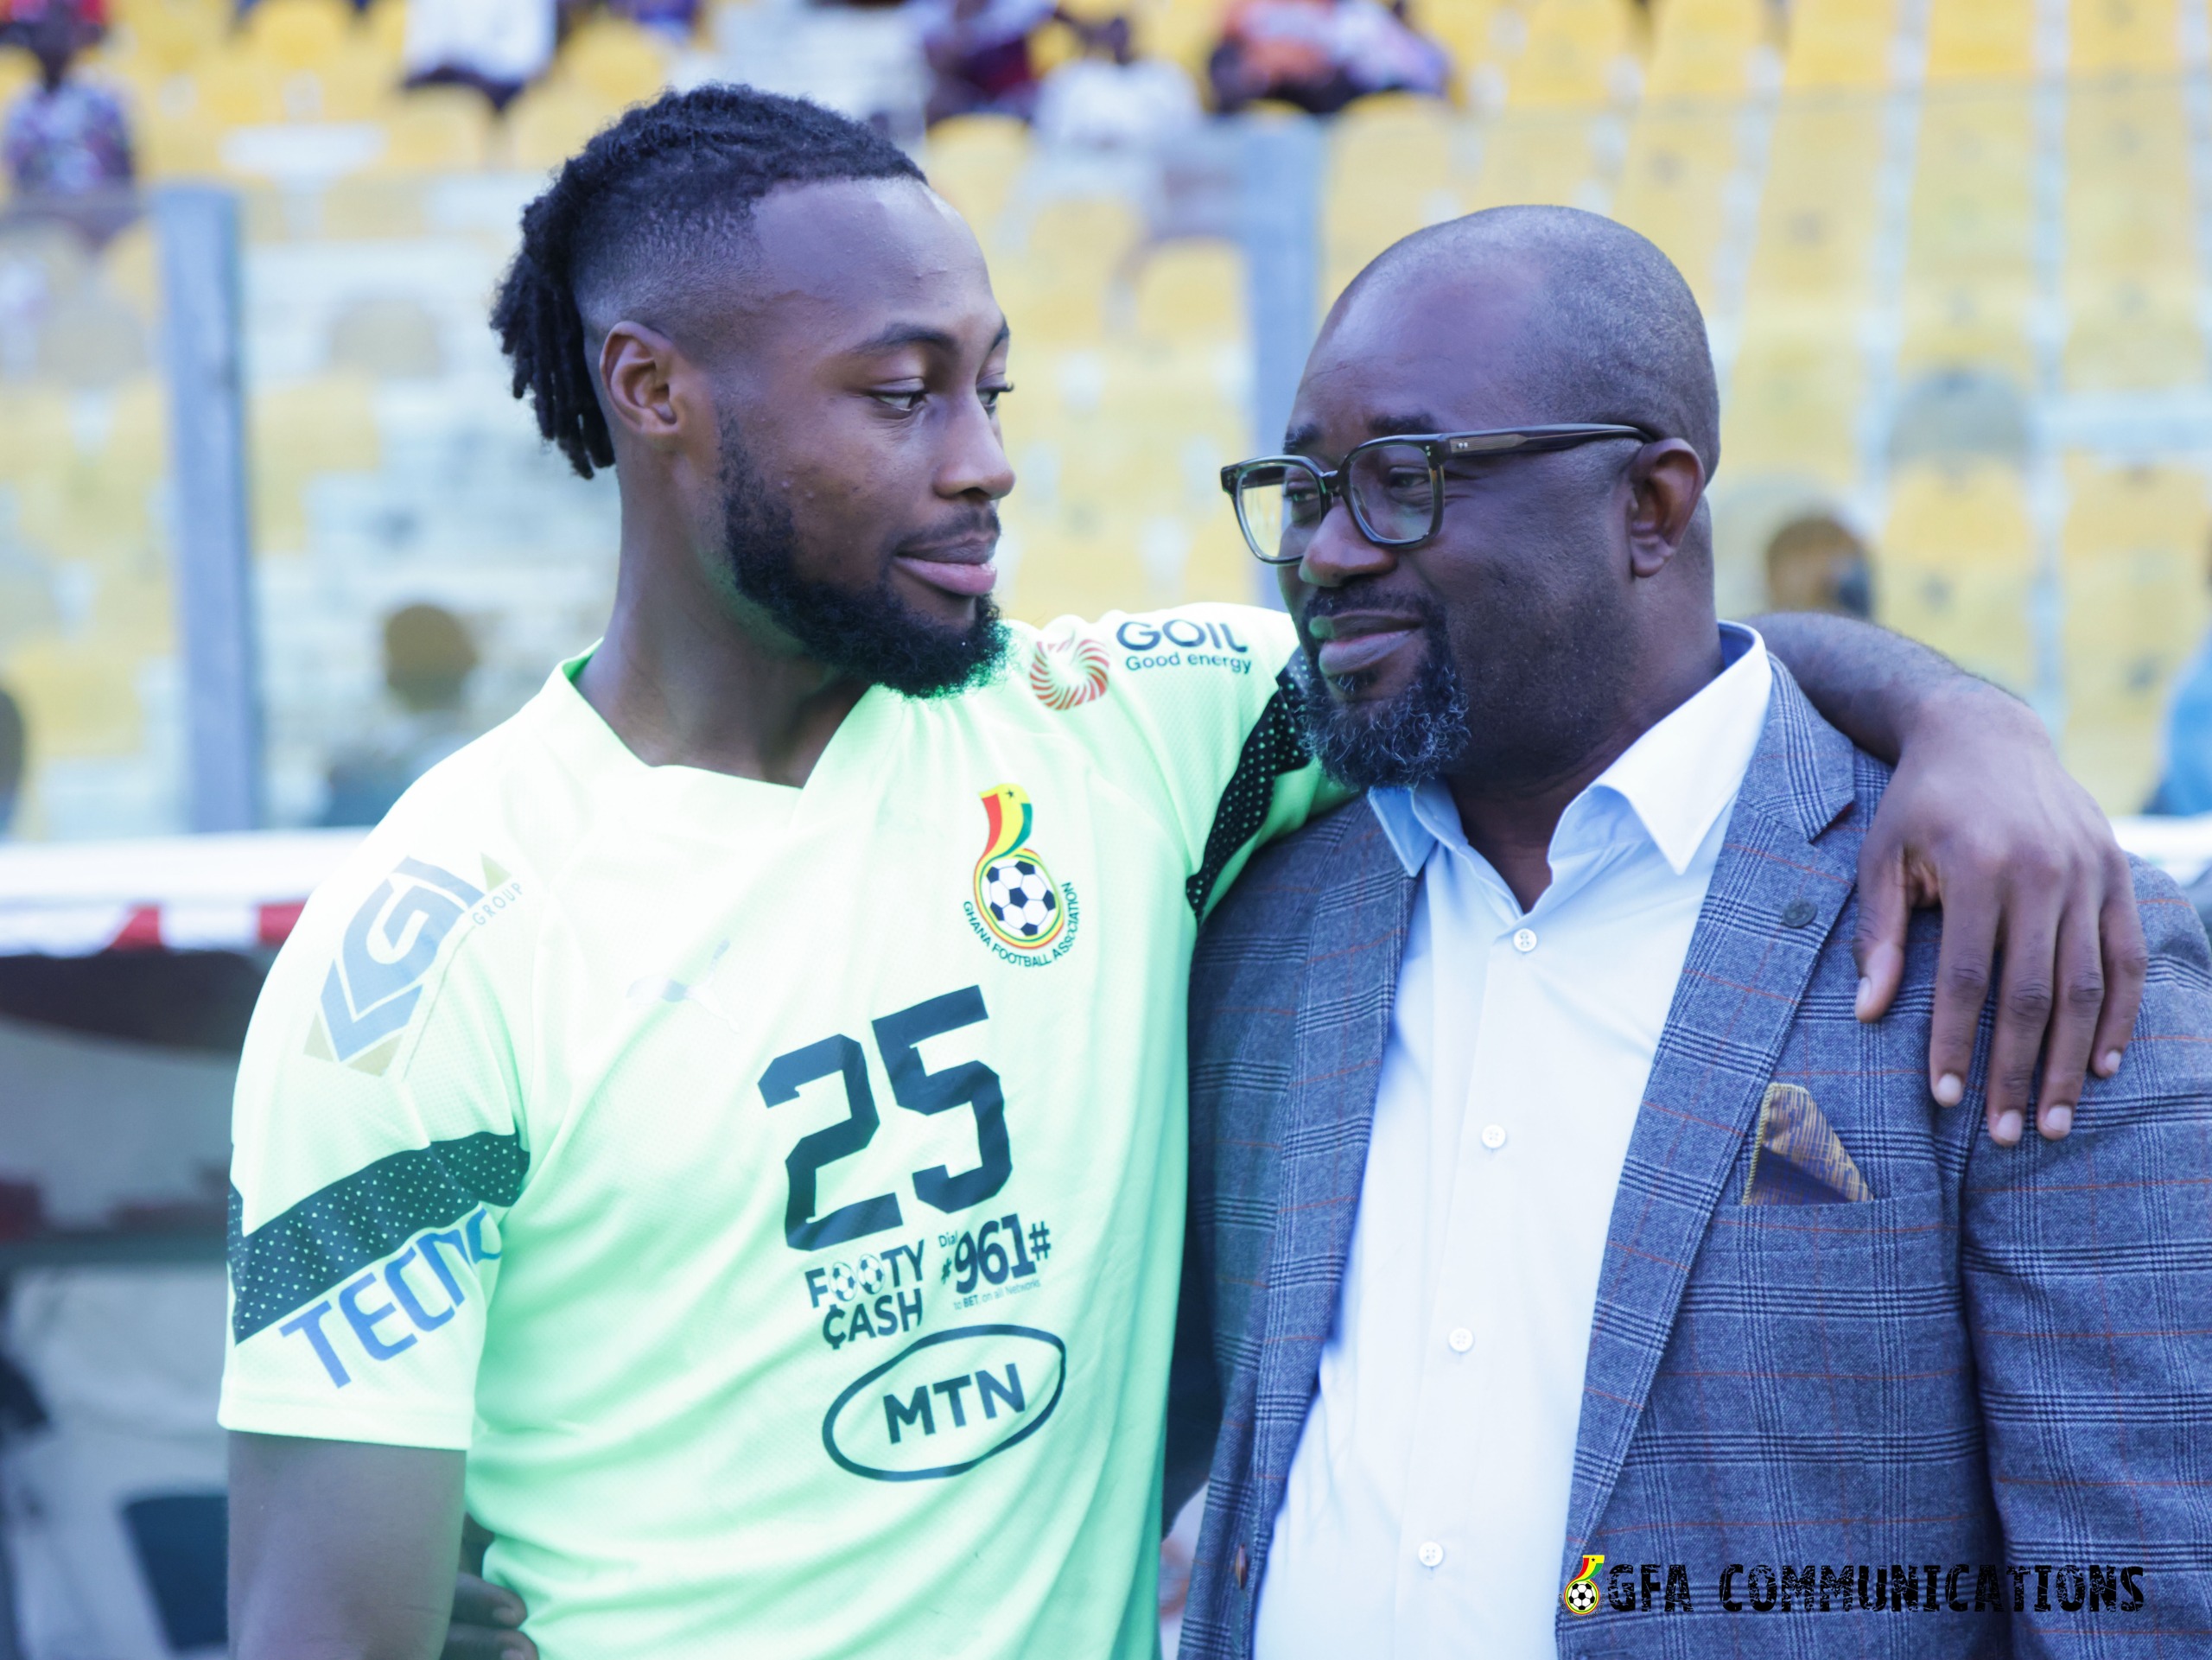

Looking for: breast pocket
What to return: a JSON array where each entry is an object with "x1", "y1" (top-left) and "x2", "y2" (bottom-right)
[{"x1": 1667, "y1": 1187, "x2": 1973, "y2": 1478}]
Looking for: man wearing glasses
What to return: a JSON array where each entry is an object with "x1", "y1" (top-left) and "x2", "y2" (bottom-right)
[{"x1": 1176, "y1": 205, "x2": 2209, "y2": 1657}]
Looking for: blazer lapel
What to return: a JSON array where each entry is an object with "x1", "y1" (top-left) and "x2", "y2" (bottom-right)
[
  {"x1": 1559, "y1": 668, "x2": 1863, "y2": 1581},
  {"x1": 1248, "y1": 802, "x2": 1416, "y2": 1507}
]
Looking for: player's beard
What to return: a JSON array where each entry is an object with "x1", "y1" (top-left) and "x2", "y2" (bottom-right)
[
  {"x1": 718, "y1": 429, "x2": 1008, "y2": 699},
  {"x1": 1289, "y1": 595, "x2": 1471, "y2": 788}
]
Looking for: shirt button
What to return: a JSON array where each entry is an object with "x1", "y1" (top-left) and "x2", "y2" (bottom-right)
[
  {"x1": 1512, "y1": 927, "x2": 1537, "y2": 953},
  {"x1": 1417, "y1": 1540, "x2": 1445, "y2": 1568},
  {"x1": 1480, "y1": 1123, "x2": 1508, "y2": 1151},
  {"x1": 1447, "y1": 1326, "x2": 1474, "y2": 1352}
]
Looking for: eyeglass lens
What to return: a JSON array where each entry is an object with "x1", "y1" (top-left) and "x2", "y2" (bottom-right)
[{"x1": 1235, "y1": 442, "x2": 1437, "y2": 561}]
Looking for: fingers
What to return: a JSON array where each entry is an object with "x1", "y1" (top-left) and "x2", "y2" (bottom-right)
[
  {"x1": 1979, "y1": 881, "x2": 2066, "y2": 1148},
  {"x1": 2090, "y1": 850, "x2": 2148, "y2": 1085},
  {"x1": 451, "y1": 1573, "x2": 526, "y2": 1631},
  {"x1": 1853, "y1": 834, "x2": 1910, "y2": 1024},
  {"x1": 2030, "y1": 906, "x2": 2106, "y2": 1141},
  {"x1": 442, "y1": 1630, "x2": 537, "y2": 1660},
  {"x1": 444, "y1": 1575, "x2": 535, "y2": 1660},
  {"x1": 1927, "y1": 882, "x2": 1999, "y2": 1127}
]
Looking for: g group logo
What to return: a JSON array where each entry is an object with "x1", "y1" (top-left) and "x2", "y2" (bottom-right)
[{"x1": 308, "y1": 855, "x2": 518, "y2": 1074}]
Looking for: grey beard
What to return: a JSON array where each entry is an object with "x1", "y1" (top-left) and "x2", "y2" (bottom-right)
[{"x1": 1289, "y1": 633, "x2": 1470, "y2": 790}]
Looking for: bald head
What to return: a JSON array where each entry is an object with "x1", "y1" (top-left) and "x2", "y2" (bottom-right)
[{"x1": 1332, "y1": 205, "x2": 1719, "y2": 477}]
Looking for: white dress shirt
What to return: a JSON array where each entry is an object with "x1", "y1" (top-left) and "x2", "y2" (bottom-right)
[{"x1": 1253, "y1": 625, "x2": 1773, "y2": 1660}]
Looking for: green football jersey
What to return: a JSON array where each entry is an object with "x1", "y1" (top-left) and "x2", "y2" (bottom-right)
[{"x1": 220, "y1": 603, "x2": 1333, "y2": 1659}]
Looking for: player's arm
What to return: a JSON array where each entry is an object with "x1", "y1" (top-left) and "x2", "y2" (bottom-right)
[
  {"x1": 229, "y1": 1432, "x2": 464, "y2": 1660},
  {"x1": 1756, "y1": 609, "x2": 2145, "y2": 1143}
]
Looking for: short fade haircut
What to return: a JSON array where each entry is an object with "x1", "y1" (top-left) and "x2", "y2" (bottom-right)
[
  {"x1": 491, "y1": 85, "x2": 925, "y2": 480},
  {"x1": 1351, "y1": 204, "x2": 1722, "y2": 479}
]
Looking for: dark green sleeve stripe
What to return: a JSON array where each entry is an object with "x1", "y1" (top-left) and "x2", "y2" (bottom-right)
[
  {"x1": 1185, "y1": 667, "x2": 1313, "y2": 921},
  {"x1": 228, "y1": 1131, "x2": 528, "y2": 1342}
]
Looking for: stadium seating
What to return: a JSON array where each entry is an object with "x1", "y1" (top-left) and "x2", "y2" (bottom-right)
[
  {"x1": 1877, "y1": 461, "x2": 2039, "y2": 696},
  {"x1": 7, "y1": 0, "x2": 2212, "y2": 834},
  {"x1": 2060, "y1": 459, "x2": 2210, "y2": 809}
]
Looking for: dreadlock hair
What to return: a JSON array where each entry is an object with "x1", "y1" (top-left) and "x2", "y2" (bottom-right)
[{"x1": 491, "y1": 86, "x2": 925, "y2": 480}]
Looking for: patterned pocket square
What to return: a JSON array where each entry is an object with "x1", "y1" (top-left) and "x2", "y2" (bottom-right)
[{"x1": 1742, "y1": 1083, "x2": 1872, "y2": 1206}]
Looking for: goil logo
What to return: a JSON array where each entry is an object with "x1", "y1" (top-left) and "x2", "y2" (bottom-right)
[{"x1": 1027, "y1": 633, "x2": 1109, "y2": 710}]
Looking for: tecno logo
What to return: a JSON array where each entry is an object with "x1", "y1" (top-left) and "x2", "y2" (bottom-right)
[{"x1": 821, "y1": 1323, "x2": 1066, "y2": 1483}]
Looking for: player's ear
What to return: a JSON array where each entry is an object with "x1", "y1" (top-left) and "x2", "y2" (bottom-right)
[{"x1": 598, "y1": 322, "x2": 695, "y2": 453}]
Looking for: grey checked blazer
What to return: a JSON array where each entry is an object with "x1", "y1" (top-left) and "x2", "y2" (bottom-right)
[{"x1": 1171, "y1": 666, "x2": 2212, "y2": 1658}]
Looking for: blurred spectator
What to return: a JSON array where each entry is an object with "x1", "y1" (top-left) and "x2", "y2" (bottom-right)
[
  {"x1": 0, "y1": 681, "x2": 23, "y2": 835},
  {"x1": 320, "y1": 603, "x2": 481, "y2": 827},
  {"x1": 920, "y1": 0, "x2": 1122, "y2": 126},
  {"x1": 1208, "y1": 0, "x2": 1447, "y2": 116},
  {"x1": 1763, "y1": 514, "x2": 1872, "y2": 620},
  {"x1": 404, "y1": 0, "x2": 556, "y2": 110},
  {"x1": 2, "y1": 0, "x2": 132, "y2": 226},
  {"x1": 1033, "y1": 15, "x2": 1201, "y2": 149}
]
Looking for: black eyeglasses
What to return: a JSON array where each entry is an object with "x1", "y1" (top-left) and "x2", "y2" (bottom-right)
[{"x1": 1218, "y1": 423, "x2": 1661, "y2": 565}]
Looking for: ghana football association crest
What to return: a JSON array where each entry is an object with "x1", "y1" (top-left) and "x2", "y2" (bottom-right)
[
  {"x1": 964, "y1": 784, "x2": 1081, "y2": 966},
  {"x1": 1564, "y1": 1554, "x2": 1605, "y2": 1616}
]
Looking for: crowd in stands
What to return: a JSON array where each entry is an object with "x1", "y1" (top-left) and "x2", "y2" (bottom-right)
[{"x1": 0, "y1": 0, "x2": 1461, "y2": 213}]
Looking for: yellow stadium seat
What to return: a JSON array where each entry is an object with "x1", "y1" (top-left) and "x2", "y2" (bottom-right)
[
  {"x1": 0, "y1": 52, "x2": 33, "y2": 113},
  {"x1": 1324, "y1": 95, "x2": 1469, "y2": 296},
  {"x1": 0, "y1": 389, "x2": 79, "y2": 485},
  {"x1": 2066, "y1": 87, "x2": 2193, "y2": 274},
  {"x1": 1897, "y1": 278, "x2": 2034, "y2": 384},
  {"x1": 997, "y1": 197, "x2": 1143, "y2": 346},
  {"x1": 375, "y1": 86, "x2": 496, "y2": 173},
  {"x1": 1780, "y1": 0, "x2": 1893, "y2": 90},
  {"x1": 372, "y1": 86, "x2": 493, "y2": 175},
  {"x1": 1612, "y1": 106, "x2": 1736, "y2": 304},
  {"x1": 2064, "y1": 276, "x2": 2204, "y2": 391},
  {"x1": 1470, "y1": 109, "x2": 1605, "y2": 209},
  {"x1": 196, "y1": 48, "x2": 290, "y2": 126},
  {"x1": 922, "y1": 114, "x2": 1033, "y2": 239},
  {"x1": 4, "y1": 638, "x2": 153, "y2": 760},
  {"x1": 243, "y1": 0, "x2": 353, "y2": 72},
  {"x1": 1738, "y1": 106, "x2": 1885, "y2": 303},
  {"x1": 2060, "y1": 459, "x2": 2209, "y2": 809},
  {"x1": 1131, "y1": 239, "x2": 1244, "y2": 345},
  {"x1": 1904, "y1": 92, "x2": 2036, "y2": 283},
  {"x1": 1644, "y1": 0, "x2": 1761, "y2": 99},
  {"x1": 1508, "y1": 0, "x2": 1635, "y2": 107},
  {"x1": 1923, "y1": 0, "x2": 2034, "y2": 81},
  {"x1": 1410, "y1": 0, "x2": 1501, "y2": 98},
  {"x1": 1722, "y1": 334, "x2": 1861, "y2": 487},
  {"x1": 559, "y1": 16, "x2": 671, "y2": 108},
  {"x1": 1876, "y1": 461, "x2": 2037, "y2": 694},
  {"x1": 251, "y1": 374, "x2": 383, "y2": 555},
  {"x1": 2069, "y1": 0, "x2": 2178, "y2": 73},
  {"x1": 114, "y1": 0, "x2": 230, "y2": 76}
]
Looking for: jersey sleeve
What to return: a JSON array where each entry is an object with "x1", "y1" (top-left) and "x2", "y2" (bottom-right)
[
  {"x1": 1024, "y1": 602, "x2": 1354, "y2": 920},
  {"x1": 219, "y1": 831, "x2": 535, "y2": 1451}
]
